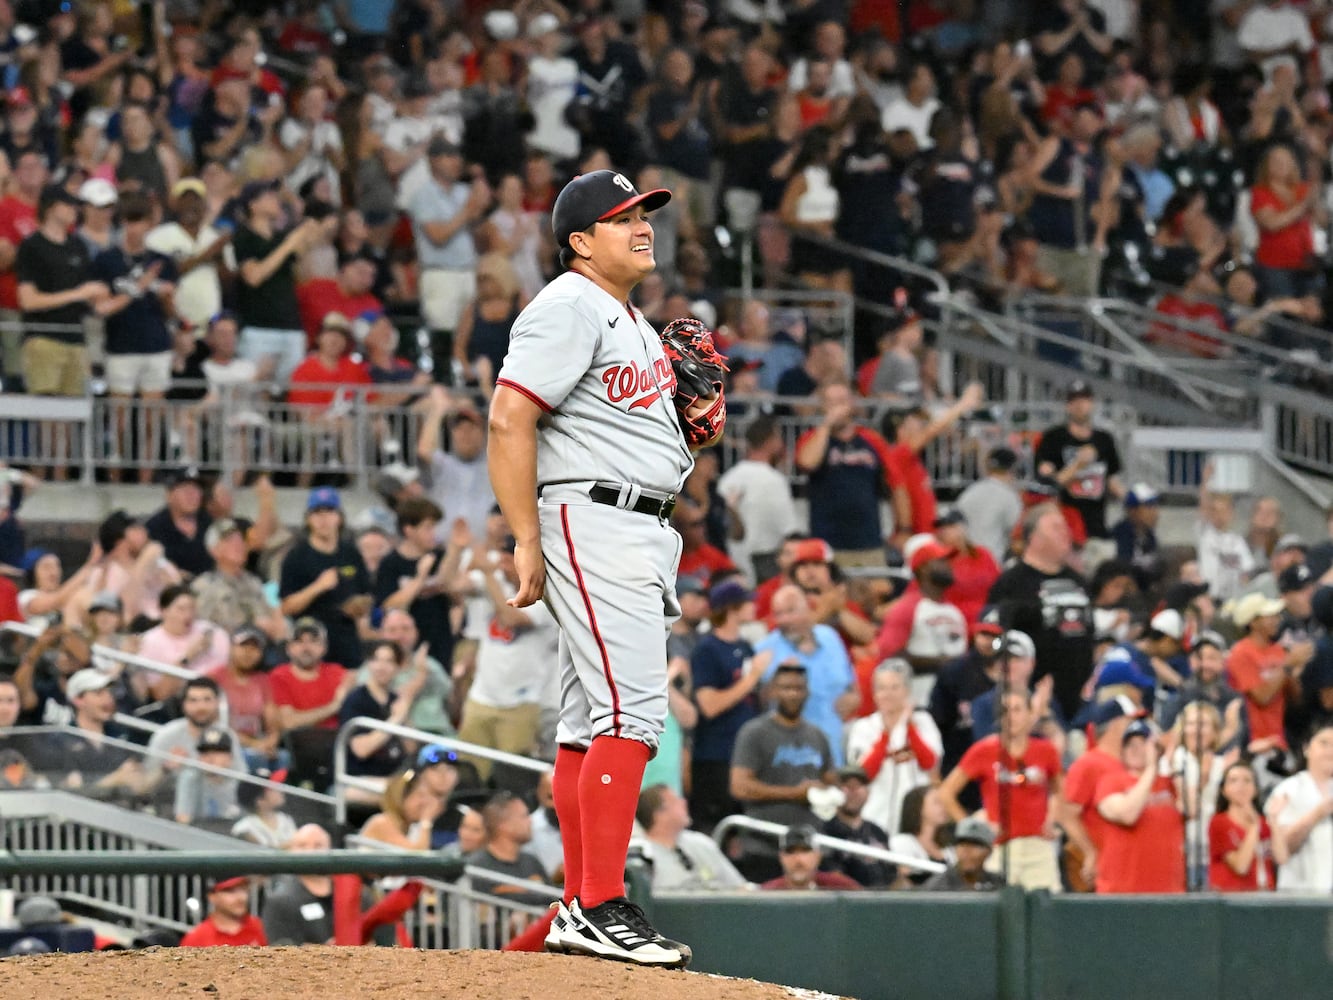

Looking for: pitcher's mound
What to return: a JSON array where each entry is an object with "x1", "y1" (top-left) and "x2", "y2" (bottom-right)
[{"x1": 0, "y1": 946, "x2": 852, "y2": 999}]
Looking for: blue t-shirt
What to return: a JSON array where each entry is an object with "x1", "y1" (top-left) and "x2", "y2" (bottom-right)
[
  {"x1": 690, "y1": 633, "x2": 758, "y2": 763},
  {"x1": 91, "y1": 248, "x2": 177, "y2": 355},
  {"x1": 756, "y1": 624, "x2": 856, "y2": 766},
  {"x1": 802, "y1": 428, "x2": 891, "y2": 551}
]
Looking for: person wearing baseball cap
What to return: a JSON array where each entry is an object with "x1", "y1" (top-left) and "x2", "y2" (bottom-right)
[
  {"x1": 932, "y1": 506, "x2": 1000, "y2": 626},
  {"x1": 877, "y1": 537, "x2": 966, "y2": 698},
  {"x1": 760, "y1": 824, "x2": 861, "y2": 891},
  {"x1": 147, "y1": 176, "x2": 227, "y2": 329},
  {"x1": 931, "y1": 605, "x2": 1006, "y2": 775},
  {"x1": 922, "y1": 817, "x2": 1005, "y2": 892},
  {"x1": 1110, "y1": 482, "x2": 1162, "y2": 579},
  {"x1": 1158, "y1": 631, "x2": 1244, "y2": 739},
  {"x1": 179, "y1": 874, "x2": 268, "y2": 947},
  {"x1": 1034, "y1": 375, "x2": 1125, "y2": 550},
  {"x1": 1228, "y1": 591, "x2": 1308, "y2": 759},
  {"x1": 550, "y1": 169, "x2": 671, "y2": 269}
]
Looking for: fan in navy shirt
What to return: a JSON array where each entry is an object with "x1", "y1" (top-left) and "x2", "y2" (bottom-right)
[
  {"x1": 795, "y1": 383, "x2": 894, "y2": 557},
  {"x1": 690, "y1": 583, "x2": 770, "y2": 833},
  {"x1": 92, "y1": 193, "x2": 178, "y2": 358}
]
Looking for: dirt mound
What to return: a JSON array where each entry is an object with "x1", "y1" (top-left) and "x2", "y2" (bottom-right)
[{"x1": 0, "y1": 946, "x2": 850, "y2": 1000}]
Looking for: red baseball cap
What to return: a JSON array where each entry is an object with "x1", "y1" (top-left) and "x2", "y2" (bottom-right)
[
  {"x1": 908, "y1": 540, "x2": 955, "y2": 572},
  {"x1": 791, "y1": 539, "x2": 833, "y2": 565}
]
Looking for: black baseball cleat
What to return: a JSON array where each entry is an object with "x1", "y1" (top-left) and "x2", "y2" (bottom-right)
[{"x1": 563, "y1": 897, "x2": 691, "y2": 967}]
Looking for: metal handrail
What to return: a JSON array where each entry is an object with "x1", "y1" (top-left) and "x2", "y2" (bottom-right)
[
  {"x1": 345, "y1": 833, "x2": 559, "y2": 904},
  {"x1": 1, "y1": 621, "x2": 207, "y2": 688},
  {"x1": 792, "y1": 231, "x2": 951, "y2": 299},
  {"x1": 333, "y1": 716, "x2": 550, "y2": 824},
  {"x1": 2, "y1": 724, "x2": 335, "y2": 806},
  {"x1": 711, "y1": 814, "x2": 946, "y2": 875}
]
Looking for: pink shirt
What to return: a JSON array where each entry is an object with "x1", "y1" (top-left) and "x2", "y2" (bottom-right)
[{"x1": 138, "y1": 621, "x2": 231, "y2": 683}]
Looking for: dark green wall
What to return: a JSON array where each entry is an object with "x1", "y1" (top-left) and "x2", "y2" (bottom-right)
[{"x1": 648, "y1": 890, "x2": 1333, "y2": 1000}]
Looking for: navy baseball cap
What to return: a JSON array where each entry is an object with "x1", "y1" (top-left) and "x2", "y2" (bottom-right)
[
  {"x1": 552, "y1": 170, "x2": 671, "y2": 250},
  {"x1": 708, "y1": 580, "x2": 753, "y2": 608}
]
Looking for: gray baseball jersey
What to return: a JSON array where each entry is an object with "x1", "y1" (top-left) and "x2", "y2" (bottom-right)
[{"x1": 495, "y1": 270, "x2": 693, "y2": 493}]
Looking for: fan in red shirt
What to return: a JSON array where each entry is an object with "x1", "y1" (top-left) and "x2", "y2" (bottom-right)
[
  {"x1": 1250, "y1": 145, "x2": 1319, "y2": 285},
  {"x1": 296, "y1": 253, "x2": 384, "y2": 347},
  {"x1": 1208, "y1": 760, "x2": 1280, "y2": 891},
  {"x1": 0, "y1": 149, "x2": 42, "y2": 314},
  {"x1": 1040, "y1": 53, "x2": 1098, "y2": 130},
  {"x1": 938, "y1": 688, "x2": 1063, "y2": 890},
  {"x1": 759, "y1": 825, "x2": 863, "y2": 891},
  {"x1": 270, "y1": 618, "x2": 352, "y2": 733},
  {"x1": 755, "y1": 537, "x2": 826, "y2": 621},
  {"x1": 1059, "y1": 695, "x2": 1142, "y2": 892},
  {"x1": 674, "y1": 500, "x2": 737, "y2": 584},
  {"x1": 882, "y1": 384, "x2": 985, "y2": 547},
  {"x1": 1093, "y1": 720, "x2": 1185, "y2": 894},
  {"x1": 1226, "y1": 593, "x2": 1307, "y2": 754},
  {"x1": 287, "y1": 314, "x2": 373, "y2": 409},
  {"x1": 931, "y1": 508, "x2": 999, "y2": 626},
  {"x1": 179, "y1": 876, "x2": 269, "y2": 947},
  {"x1": 1146, "y1": 259, "x2": 1229, "y2": 359}
]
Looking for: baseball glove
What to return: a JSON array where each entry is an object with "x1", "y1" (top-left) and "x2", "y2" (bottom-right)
[{"x1": 659, "y1": 317, "x2": 729, "y2": 447}]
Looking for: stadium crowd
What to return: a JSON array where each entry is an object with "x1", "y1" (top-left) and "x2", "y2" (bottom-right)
[{"x1": 5, "y1": 0, "x2": 1333, "y2": 952}]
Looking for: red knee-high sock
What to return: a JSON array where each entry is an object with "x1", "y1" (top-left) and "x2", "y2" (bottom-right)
[
  {"x1": 554, "y1": 744, "x2": 587, "y2": 905},
  {"x1": 578, "y1": 736, "x2": 650, "y2": 909},
  {"x1": 503, "y1": 910, "x2": 556, "y2": 952}
]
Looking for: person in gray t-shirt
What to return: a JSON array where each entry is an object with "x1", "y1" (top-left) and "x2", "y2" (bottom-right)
[
  {"x1": 954, "y1": 447, "x2": 1022, "y2": 563},
  {"x1": 869, "y1": 313, "x2": 925, "y2": 400}
]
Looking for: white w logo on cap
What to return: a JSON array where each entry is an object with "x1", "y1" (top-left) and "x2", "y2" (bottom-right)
[{"x1": 612, "y1": 173, "x2": 634, "y2": 192}]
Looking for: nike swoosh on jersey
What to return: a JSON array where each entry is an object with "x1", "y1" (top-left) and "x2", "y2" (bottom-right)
[{"x1": 608, "y1": 316, "x2": 619, "y2": 327}]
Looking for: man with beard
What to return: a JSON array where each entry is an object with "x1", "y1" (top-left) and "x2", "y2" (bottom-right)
[
  {"x1": 146, "y1": 676, "x2": 248, "y2": 788},
  {"x1": 821, "y1": 765, "x2": 895, "y2": 887},
  {"x1": 1034, "y1": 380, "x2": 1125, "y2": 551},
  {"x1": 180, "y1": 876, "x2": 267, "y2": 947},
  {"x1": 730, "y1": 662, "x2": 840, "y2": 881},
  {"x1": 270, "y1": 618, "x2": 355, "y2": 737}
]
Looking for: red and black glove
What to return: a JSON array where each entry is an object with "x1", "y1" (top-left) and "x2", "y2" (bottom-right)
[{"x1": 659, "y1": 317, "x2": 729, "y2": 447}]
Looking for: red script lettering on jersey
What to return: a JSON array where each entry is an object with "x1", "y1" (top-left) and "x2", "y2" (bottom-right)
[{"x1": 601, "y1": 358, "x2": 677, "y2": 411}]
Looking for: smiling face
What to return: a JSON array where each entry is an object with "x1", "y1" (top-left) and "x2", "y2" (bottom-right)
[{"x1": 569, "y1": 205, "x2": 657, "y2": 294}]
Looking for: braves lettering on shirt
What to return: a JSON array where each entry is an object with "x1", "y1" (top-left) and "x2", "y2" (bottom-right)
[{"x1": 826, "y1": 442, "x2": 883, "y2": 470}]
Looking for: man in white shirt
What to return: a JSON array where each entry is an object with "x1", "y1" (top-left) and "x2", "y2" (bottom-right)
[
  {"x1": 457, "y1": 539, "x2": 558, "y2": 780},
  {"x1": 955, "y1": 447, "x2": 1022, "y2": 564},
  {"x1": 1238, "y1": 0, "x2": 1316, "y2": 79},
  {"x1": 880, "y1": 62, "x2": 942, "y2": 152},
  {"x1": 717, "y1": 416, "x2": 799, "y2": 583},
  {"x1": 1267, "y1": 722, "x2": 1333, "y2": 892},
  {"x1": 145, "y1": 180, "x2": 225, "y2": 329},
  {"x1": 1197, "y1": 476, "x2": 1255, "y2": 602},
  {"x1": 635, "y1": 783, "x2": 747, "y2": 891},
  {"x1": 525, "y1": 14, "x2": 581, "y2": 163},
  {"x1": 385, "y1": 76, "x2": 457, "y2": 213}
]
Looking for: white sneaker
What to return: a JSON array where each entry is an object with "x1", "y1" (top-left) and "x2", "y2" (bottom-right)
[
  {"x1": 543, "y1": 900, "x2": 573, "y2": 953},
  {"x1": 561, "y1": 897, "x2": 690, "y2": 968}
]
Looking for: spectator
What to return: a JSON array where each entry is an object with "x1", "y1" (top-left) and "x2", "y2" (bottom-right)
[
  {"x1": 1238, "y1": 1, "x2": 1316, "y2": 82},
  {"x1": 717, "y1": 42, "x2": 779, "y2": 213},
  {"x1": 11, "y1": 620, "x2": 93, "y2": 726},
  {"x1": 1110, "y1": 483, "x2": 1161, "y2": 580},
  {"x1": 91, "y1": 191, "x2": 177, "y2": 481},
  {"x1": 524, "y1": 16, "x2": 580, "y2": 165},
  {"x1": 568, "y1": 15, "x2": 649, "y2": 170},
  {"x1": 479, "y1": 173, "x2": 545, "y2": 300},
  {"x1": 269, "y1": 618, "x2": 354, "y2": 736},
  {"x1": 794, "y1": 383, "x2": 894, "y2": 565},
  {"x1": 179, "y1": 877, "x2": 268, "y2": 947},
  {"x1": 730, "y1": 663, "x2": 839, "y2": 878},
  {"x1": 716, "y1": 416, "x2": 800, "y2": 584},
  {"x1": 145, "y1": 179, "x2": 227, "y2": 330},
  {"x1": 0, "y1": 149, "x2": 45, "y2": 376},
  {"x1": 84, "y1": 509, "x2": 180, "y2": 623},
  {"x1": 1161, "y1": 632, "x2": 1246, "y2": 745},
  {"x1": 969, "y1": 630, "x2": 1064, "y2": 743},
  {"x1": 758, "y1": 584, "x2": 859, "y2": 765},
  {"x1": 1250, "y1": 143, "x2": 1325, "y2": 304},
  {"x1": 296, "y1": 251, "x2": 383, "y2": 348},
  {"x1": 859, "y1": 308, "x2": 924, "y2": 401},
  {"x1": 889, "y1": 785, "x2": 956, "y2": 885},
  {"x1": 1210, "y1": 760, "x2": 1279, "y2": 891},
  {"x1": 880, "y1": 61, "x2": 941, "y2": 152},
  {"x1": 987, "y1": 503, "x2": 1094, "y2": 720},
  {"x1": 192, "y1": 519, "x2": 285, "y2": 640},
  {"x1": 376, "y1": 608, "x2": 456, "y2": 739},
  {"x1": 1034, "y1": 380, "x2": 1125, "y2": 552},
  {"x1": 883, "y1": 388, "x2": 986, "y2": 546},
  {"x1": 645, "y1": 46, "x2": 713, "y2": 235},
  {"x1": 760, "y1": 824, "x2": 862, "y2": 891},
  {"x1": 930, "y1": 612, "x2": 1006, "y2": 780},
  {"x1": 636, "y1": 783, "x2": 748, "y2": 892},
  {"x1": 1229, "y1": 592, "x2": 1311, "y2": 763},
  {"x1": 359, "y1": 767, "x2": 444, "y2": 851},
  {"x1": 280, "y1": 83, "x2": 345, "y2": 204},
  {"x1": 467, "y1": 791, "x2": 550, "y2": 903},
  {"x1": 675, "y1": 499, "x2": 737, "y2": 584},
  {"x1": 1265, "y1": 721, "x2": 1333, "y2": 892},
  {"x1": 461, "y1": 46, "x2": 532, "y2": 181},
  {"x1": 17, "y1": 546, "x2": 97, "y2": 632},
  {"x1": 1169, "y1": 700, "x2": 1230, "y2": 888},
  {"x1": 232, "y1": 180, "x2": 319, "y2": 384},
  {"x1": 844, "y1": 658, "x2": 941, "y2": 836},
  {"x1": 1060, "y1": 695, "x2": 1143, "y2": 892},
  {"x1": 137, "y1": 583, "x2": 230, "y2": 701},
  {"x1": 928, "y1": 510, "x2": 999, "y2": 628},
  {"x1": 408, "y1": 137, "x2": 489, "y2": 344},
  {"x1": 876, "y1": 539, "x2": 968, "y2": 696},
  {"x1": 822, "y1": 765, "x2": 896, "y2": 888},
  {"x1": 1196, "y1": 469, "x2": 1255, "y2": 602},
  {"x1": 955, "y1": 447, "x2": 1022, "y2": 564},
  {"x1": 341, "y1": 642, "x2": 426, "y2": 783},
  {"x1": 417, "y1": 389, "x2": 496, "y2": 541},
  {"x1": 208, "y1": 626, "x2": 282, "y2": 772},
  {"x1": 939, "y1": 688, "x2": 1063, "y2": 891},
  {"x1": 922, "y1": 817, "x2": 1006, "y2": 892},
  {"x1": 690, "y1": 579, "x2": 767, "y2": 832},
  {"x1": 1088, "y1": 609, "x2": 1187, "y2": 711},
  {"x1": 453, "y1": 252, "x2": 524, "y2": 401},
  {"x1": 278, "y1": 487, "x2": 374, "y2": 669},
  {"x1": 775, "y1": 336, "x2": 850, "y2": 401},
  {"x1": 17, "y1": 184, "x2": 108, "y2": 413},
  {"x1": 779, "y1": 127, "x2": 852, "y2": 295},
  {"x1": 1093, "y1": 719, "x2": 1186, "y2": 893},
  {"x1": 457, "y1": 536, "x2": 558, "y2": 780},
  {"x1": 42, "y1": 668, "x2": 146, "y2": 795},
  {"x1": 145, "y1": 675, "x2": 246, "y2": 783},
  {"x1": 109, "y1": 100, "x2": 179, "y2": 207},
  {"x1": 789, "y1": 548, "x2": 878, "y2": 651},
  {"x1": 1246, "y1": 533, "x2": 1307, "y2": 599},
  {"x1": 144, "y1": 466, "x2": 213, "y2": 578},
  {"x1": 175, "y1": 727, "x2": 241, "y2": 825}
]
